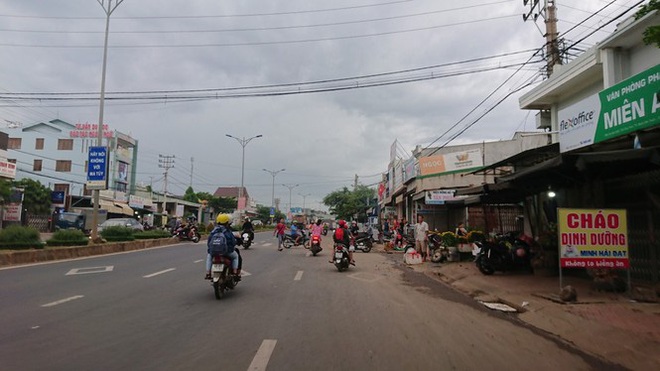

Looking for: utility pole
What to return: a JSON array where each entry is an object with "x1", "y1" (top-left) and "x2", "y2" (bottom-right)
[
  {"x1": 282, "y1": 183, "x2": 299, "y2": 219},
  {"x1": 226, "y1": 134, "x2": 263, "y2": 221},
  {"x1": 189, "y1": 157, "x2": 194, "y2": 188},
  {"x1": 263, "y1": 168, "x2": 285, "y2": 211},
  {"x1": 90, "y1": 0, "x2": 124, "y2": 242},
  {"x1": 159, "y1": 154, "x2": 175, "y2": 218},
  {"x1": 354, "y1": 174, "x2": 358, "y2": 190},
  {"x1": 523, "y1": 0, "x2": 561, "y2": 76},
  {"x1": 299, "y1": 193, "x2": 311, "y2": 220}
]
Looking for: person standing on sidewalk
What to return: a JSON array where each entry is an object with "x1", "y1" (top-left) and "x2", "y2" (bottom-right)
[
  {"x1": 415, "y1": 214, "x2": 429, "y2": 261},
  {"x1": 274, "y1": 218, "x2": 286, "y2": 251}
]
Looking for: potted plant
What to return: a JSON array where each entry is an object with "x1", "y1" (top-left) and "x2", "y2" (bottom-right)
[{"x1": 467, "y1": 230, "x2": 485, "y2": 243}]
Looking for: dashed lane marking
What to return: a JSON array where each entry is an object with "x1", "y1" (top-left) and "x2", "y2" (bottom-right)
[
  {"x1": 66, "y1": 266, "x2": 114, "y2": 275},
  {"x1": 41, "y1": 295, "x2": 84, "y2": 308},
  {"x1": 262, "y1": 243, "x2": 273, "y2": 247},
  {"x1": 294, "y1": 270, "x2": 304, "y2": 281},
  {"x1": 248, "y1": 339, "x2": 277, "y2": 371},
  {"x1": 143, "y1": 268, "x2": 176, "y2": 278},
  {"x1": 194, "y1": 259, "x2": 204, "y2": 263}
]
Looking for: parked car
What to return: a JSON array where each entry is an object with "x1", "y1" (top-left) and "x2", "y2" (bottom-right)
[
  {"x1": 252, "y1": 220, "x2": 264, "y2": 227},
  {"x1": 98, "y1": 218, "x2": 144, "y2": 233}
]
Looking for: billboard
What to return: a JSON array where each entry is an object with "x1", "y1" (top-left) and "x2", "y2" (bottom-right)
[
  {"x1": 419, "y1": 148, "x2": 483, "y2": 176},
  {"x1": 559, "y1": 64, "x2": 660, "y2": 152},
  {"x1": 558, "y1": 208, "x2": 629, "y2": 269}
]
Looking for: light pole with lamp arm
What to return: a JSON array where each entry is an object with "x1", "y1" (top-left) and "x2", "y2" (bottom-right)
[
  {"x1": 226, "y1": 134, "x2": 262, "y2": 221},
  {"x1": 299, "y1": 192, "x2": 311, "y2": 221},
  {"x1": 263, "y1": 168, "x2": 285, "y2": 213},
  {"x1": 282, "y1": 183, "x2": 299, "y2": 220}
]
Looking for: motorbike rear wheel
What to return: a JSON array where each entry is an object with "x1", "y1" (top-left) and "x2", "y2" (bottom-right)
[
  {"x1": 476, "y1": 256, "x2": 495, "y2": 275},
  {"x1": 283, "y1": 239, "x2": 293, "y2": 249},
  {"x1": 431, "y1": 249, "x2": 446, "y2": 263},
  {"x1": 192, "y1": 233, "x2": 200, "y2": 243},
  {"x1": 213, "y1": 281, "x2": 223, "y2": 300},
  {"x1": 361, "y1": 246, "x2": 371, "y2": 253}
]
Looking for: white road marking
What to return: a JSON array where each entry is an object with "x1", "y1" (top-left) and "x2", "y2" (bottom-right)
[
  {"x1": 262, "y1": 243, "x2": 273, "y2": 247},
  {"x1": 31, "y1": 326, "x2": 40, "y2": 330},
  {"x1": 241, "y1": 270, "x2": 252, "y2": 277},
  {"x1": 294, "y1": 270, "x2": 304, "y2": 281},
  {"x1": 193, "y1": 259, "x2": 204, "y2": 263},
  {"x1": 248, "y1": 339, "x2": 277, "y2": 371},
  {"x1": 143, "y1": 268, "x2": 176, "y2": 278},
  {"x1": 66, "y1": 266, "x2": 114, "y2": 275},
  {"x1": 41, "y1": 295, "x2": 84, "y2": 307}
]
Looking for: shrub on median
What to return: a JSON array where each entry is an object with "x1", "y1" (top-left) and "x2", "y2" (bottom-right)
[
  {"x1": 100, "y1": 226, "x2": 135, "y2": 242},
  {"x1": 0, "y1": 225, "x2": 43, "y2": 250},
  {"x1": 133, "y1": 229, "x2": 172, "y2": 240},
  {"x1": 46, "y1": 229, "x2": 89, "y2": 247}
]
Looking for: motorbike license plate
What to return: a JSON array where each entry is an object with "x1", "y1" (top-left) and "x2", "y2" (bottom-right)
[
  {"x1": 212, "y1": 264, "x2": 224, "y2": 272},
  {"x1": 334, "y1": 252, "x2": 343, "y2": 259}
]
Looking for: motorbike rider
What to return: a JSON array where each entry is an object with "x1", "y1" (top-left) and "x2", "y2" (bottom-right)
[
  {"x1": 332, "y1": 220, "x2": 355, "y2": 265},
  {"x1": 205, "y1": 214, "x2": 241, "y2": 281},
  {"x1": 349, "y1": 220, "x2": 360, "y2": 236},
  {"x1": 309, "y1": 219, "x2": 324, "y2": 248},
  {"x1": 242, "y1": 217, "x2": 254, "y2": 242},
  {"x1": 290, "y1": 222, "x2": 301, "y2": 245}
]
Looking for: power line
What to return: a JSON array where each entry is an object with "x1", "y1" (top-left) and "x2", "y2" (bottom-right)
[
  {"x1": 0, "y1": 1, "x2": 511, "y2": 35},
  {"x1": 0, "y1": 0, "x2": 414, "y2": 20},
  {"x1": 0, "y1": 14, "x2": 519, "y2": 49}
]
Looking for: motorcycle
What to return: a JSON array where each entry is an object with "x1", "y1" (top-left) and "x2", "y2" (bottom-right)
[
  {"x1": 241, "y1": 230, "x2": 254, "y2": 249},
  {"x1": 473, "y1": 232, "x2": 532, "y2": 275},
  {"x1": 175, "y1": 225, "x2": 200, "y2": 243},
  {"x1": 282, "y1": 232, "x2": 309, "y2": 248},
  {"x1": 428, "y1": 232, "x2": 448, "y2": 263},
  {"x1": 309, "y1": 235, "x2": 322, "y2": 256},
  {"x1": 210, "y1": 253, "x2": 240, "y2": 300},
  {"x1": 322, "y1": 225, "x2": 328, "y2": 236},
  {"x1": 333, "y1": 243, "x2": 350, "y2": 272},
  {"x1": 352, "y1": 231, "x2": 373, "y2": 253}
]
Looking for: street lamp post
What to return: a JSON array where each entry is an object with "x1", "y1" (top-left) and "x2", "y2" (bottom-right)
[
  {"x1": 263, "y1": 168, "x2": 285, "y2": 211},
  {"x1": 91, "y1": 0, "x2": 124, "y2": 242},
  {"x1": 299, "y1": 193, "x2": 311, "y2": 222},
  {"x1": 282, "y1": 184, "x2": 299, "y2": 219},
  {"x1": 226, "y1": 134, "x2": 262, "y2": 221}
]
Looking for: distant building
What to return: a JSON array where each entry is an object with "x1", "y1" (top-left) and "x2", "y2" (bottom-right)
[{"x1": 4, "y1": 119, "x2": 138, "y2": 214}]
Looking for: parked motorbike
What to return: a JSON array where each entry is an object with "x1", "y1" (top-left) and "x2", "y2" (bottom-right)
[
  {"x1": 175, "y1": 225, "x2": 200, "y2": 243},
  {"x1": 333, "y1": 243, "x2": 350, "y2": 272},
  {"x1": 210, "y1": 253, "x2": 240, "y2": 300},
  {"x1": 428, "y1": 232, "x2": 448, "y2": 263},
  {"x1": 352, "y1": 231, "x2": 373, "y2": 253},
  {"x1": 282, "y1": 232, "x2": 309, "y2": 248},
  {"x1": 309, "y1": 235, "x2": 322, "y2": 256},
  {"x1": 473, "y1": 232, "x2": 532, "y2": 275}
]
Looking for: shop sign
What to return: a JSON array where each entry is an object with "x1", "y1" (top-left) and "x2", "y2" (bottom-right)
[
  {"x1": 2, "y1": 203, "x2": 21, "y2": 221},
  {"x1": 129, "y1": 195, "x2": 145, "y2": 209},
  {"x1": 425, "y1": 190, "x2": 455, "y2": 205},
  {"x1": 419, "y1": 148, "x2": 483, "y2": 176},
  {"x1": 558, "y1": 208, "x2": 628, "y2": 269},
  {"x1": 0, "y1": 160, "x2": 17, "y2": 179},
  {"x1": 403, "y1": 158, "x2": 416, "y2": 182},
  {"x1": 70, "y1": 123, "x2": 112, "y2": 138},
  {"x1": 559, "y1": 64, "x2": 660, "y2": 152}
]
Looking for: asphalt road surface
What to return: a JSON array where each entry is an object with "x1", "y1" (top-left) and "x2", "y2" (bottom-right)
[{"x1": 0, "y1": 232, "x2": 620, "y2": 371}]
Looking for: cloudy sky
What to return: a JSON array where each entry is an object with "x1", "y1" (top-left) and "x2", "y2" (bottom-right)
[{"x1": 0, "y1": 0, "x2": 647, "y2": 211}]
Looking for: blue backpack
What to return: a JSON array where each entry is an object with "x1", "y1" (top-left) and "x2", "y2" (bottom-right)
[{"x1": 208, "y1": 227, "x2": 231, "y2": 255}]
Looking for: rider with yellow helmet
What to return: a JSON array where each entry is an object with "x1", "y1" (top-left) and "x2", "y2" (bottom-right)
[{"x1": 205, "y1": 214, "x2": 241, "y2": 280}]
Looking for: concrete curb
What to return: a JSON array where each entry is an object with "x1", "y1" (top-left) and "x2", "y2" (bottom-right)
[{"x1": 0, "y1": 238, "x2": 185, "y2": 267}]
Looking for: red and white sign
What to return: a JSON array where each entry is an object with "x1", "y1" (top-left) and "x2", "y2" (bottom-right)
[
  {"x1": 2, "y1": 203, "x2": 21, "y2": 221},
  {"x1": 70, "y1": 123, "x2": 113, "y2": 138},
  {"x1": 0, "y1": 160, "x2": 17, "y2": 179}
]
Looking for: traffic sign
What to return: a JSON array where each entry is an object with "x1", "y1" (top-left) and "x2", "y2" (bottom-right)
[
  {"x1": 86, "y1": 146, "x2": 108, "y2": 190},
  {"x1": 270, "y1": 207, "x2": 275, "y2": 216}
]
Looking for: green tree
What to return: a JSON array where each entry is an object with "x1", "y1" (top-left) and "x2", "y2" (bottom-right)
[
  {"x1": 0, "y1": 178, "x2": 12, "y2": 203},
  {"x1": 635, "y1": 0, "x2": 660, "y2": 47},
  {"x1": 13, "y1": 178, "x2": 52, "y2": 215},
  {"x1": 322, "y1": 185, "x2": 375, "y2": 222},
  {"x1": 255, "y1": 205, "x2": 285, "y2": 223},
  {"x1": 183, "y1": 186, "x2": 197, "y2": 203},
  {"x1": 209, "y1": 196, "x2": 237, "y2": 213}
]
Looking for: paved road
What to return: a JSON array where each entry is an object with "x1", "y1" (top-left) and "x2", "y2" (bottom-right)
[{"x1": 0, "y1": 232, "x2": 619, "y2": 370}]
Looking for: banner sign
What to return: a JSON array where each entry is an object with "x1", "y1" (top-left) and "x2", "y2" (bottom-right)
[
  {"x1": 403, "y1": 158, "x2": 416, "y2": 182},
  {"x1": 558, "y1": 208, "x2": 629, "y2": 269},
  {"x1": 86, "y1": 146, "x2": 108, "y2": 190},
  {"x1": 290, "y1": 207, "x2": 303, "y2": 214},
  {"x1": 425, "y1": 190, "x2": 456, "y2": 205},
  {"x1": 70, "y1": 123, "x2": 112, "y2": 138},
  {"x1": 419, "y1": 148, "x2": 483, "y2": 176},
  {"x1": 0, "y1": 160, "x2": 17, "y2": 179},
  {"x1": 559, "y1": 64, "x2": 660, "y2": 153}
]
